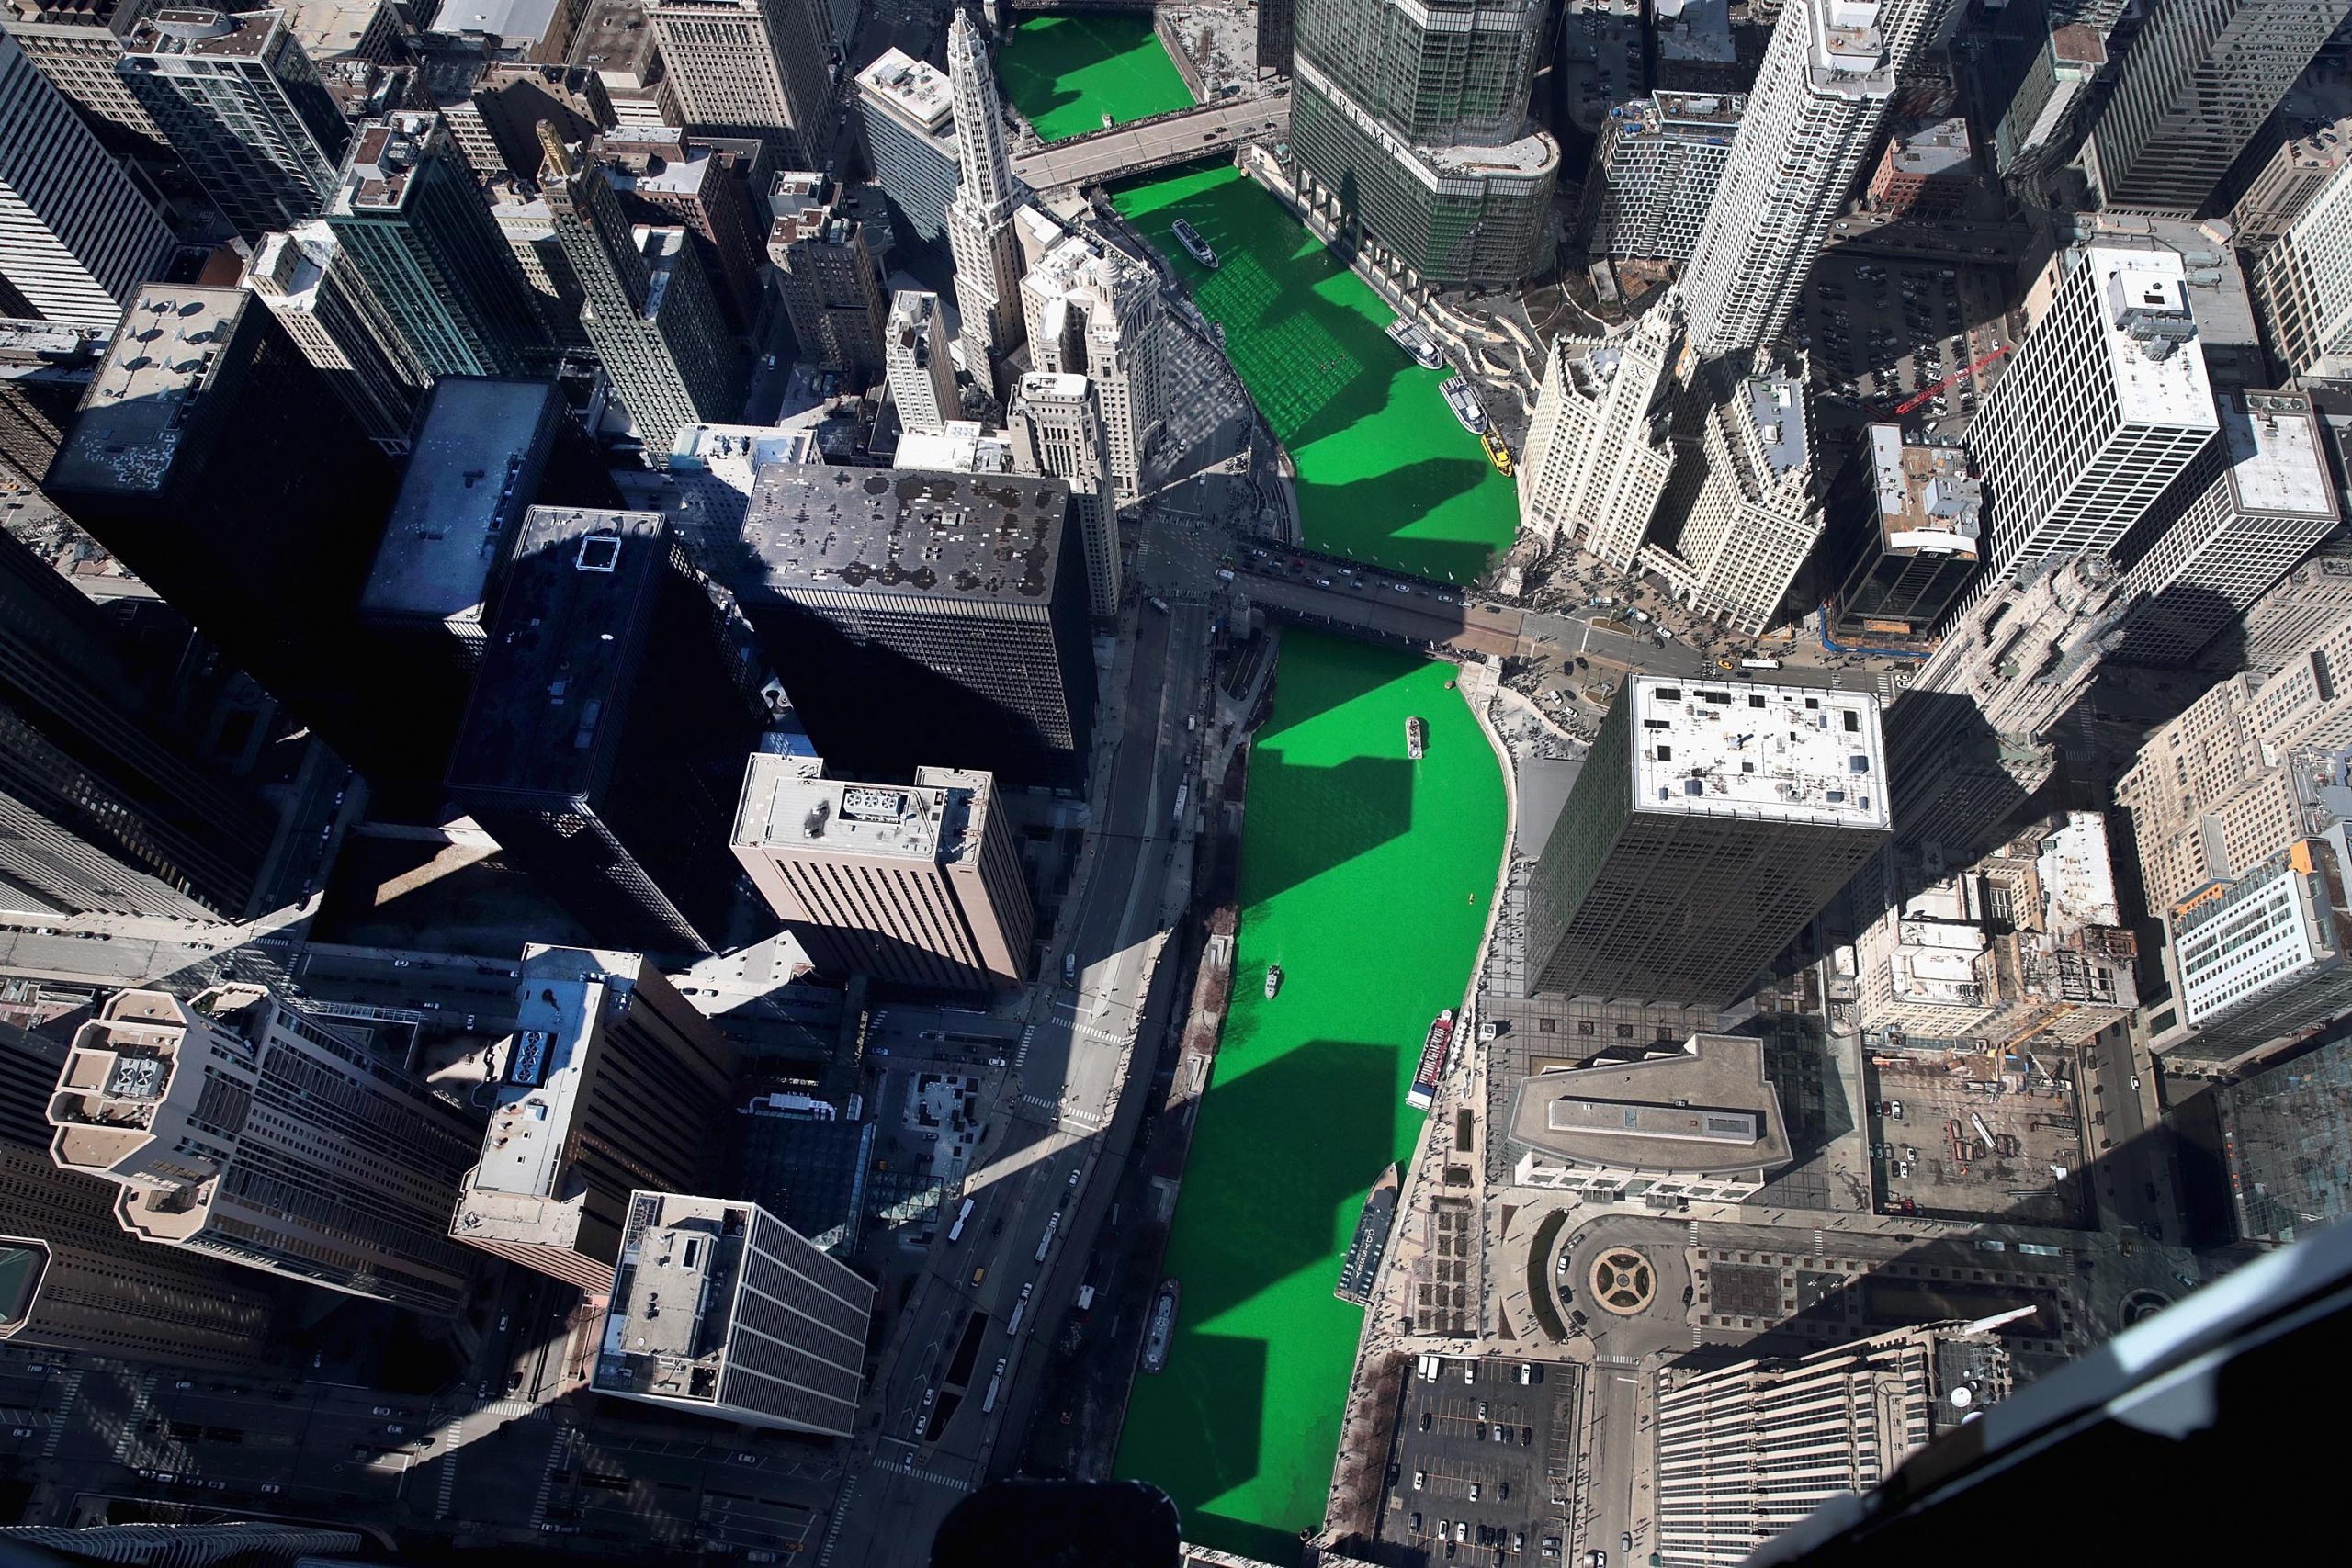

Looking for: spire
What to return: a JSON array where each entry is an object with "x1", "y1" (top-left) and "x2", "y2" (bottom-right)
[{"x1": 947, "y1": 7, "x2": 1014, "y2": 220}]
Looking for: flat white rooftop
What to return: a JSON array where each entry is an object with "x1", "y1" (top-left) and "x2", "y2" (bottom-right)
[
  {"x1": 1629, "y1": 676, "x2": 1890, "y2": 829},
  {"x1": 2087, "y1": 246, "x2": 2218, "y2": 433},
  {"x1": 734, "y1": 753, "x2": 982, "y2": 866},
  {"x1": 2038, "y1": 811, "x2": 2121, "y2": 931},
  {"x1": 858, "y1": 48, "x2": 952, "y2": 131},
  {"x1": 463, "y1": 946, "x2": 644, "y2": 1206},
  {"x1": 2225, "y1": 392, "x2": 2337, "y2": 520}
]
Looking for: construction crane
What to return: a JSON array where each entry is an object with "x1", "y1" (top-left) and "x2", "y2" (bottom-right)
[{"x1": 1891, "y1": 343, "x2": 2010, "y2": 416}]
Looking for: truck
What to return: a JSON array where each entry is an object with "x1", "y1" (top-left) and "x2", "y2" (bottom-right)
[
  {"x1": 1035, "y1": 1213, "x2": 1059, "y2": 1263},
  {"x1": 1171, "y1": 784, "x2": 1189, "y2": 827},
  {"x1": 947, "y1": 1197, "x2": 974, "y2": 1244},
  {"x1": 1075, "y1": 1285, "x2": 1095, "y2": 1313}
]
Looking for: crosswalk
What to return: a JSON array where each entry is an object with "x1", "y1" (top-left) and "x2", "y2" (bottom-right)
[
  {"x1": 527, "y1": 1426, "x2": 571, "y2": 1529},
  {"x1": 111, "y1": 1370, "x2": 158, "y2": 1465},
  {"x1": 435, "y1": 1412, "x2": 466, "y2": 1517},
  {"x1": 870, "y1": 1455, "x2": 974, "y2": 1494},
  {"x1": 40, "y1": 1370, "x2": 82, "y2": 1461},
  {"x1": 817, "y1": 1475, "x2": 858, "y2": 1568},
  {"x1": 1013, "y1": 1023, "x2": 1036, "y2": 1069}
]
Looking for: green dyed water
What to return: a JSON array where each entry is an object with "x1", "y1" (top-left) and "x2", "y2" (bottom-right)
[
  {"x1": 1112, "y1": 164, "x2": 1518, "y2": 584},
  {"x1": 1114, "y1": 635, "x2": 1506, "y2": 1561},
  {"x1": 997, "y1": 14, "x2": 1195, "y2": 143}
]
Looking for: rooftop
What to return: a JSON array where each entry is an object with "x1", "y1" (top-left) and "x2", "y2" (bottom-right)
[
  {"x1": 332, "y1": 112, "x2": 443, "y2": 214},
  {"x1": 0, "y1": 319, "x2": 107, "y2": 367},
  {"x1": 47, "y1": 287, "x2": 246, "y2": 497},
  {"x1": 279, "y1": 0, "x2": 385, "y2": 59},
  {"x1": 430, "y1": 0, "x2": 563, "y2": 41},
  {"x1": 1740, "y1": 370, "x2": 1810, "y2": 479},
  {"x1": 1887, "y1": 117, "x2": 1973, "y2": 179},
  {"x1": 566, "y1": 0, "x2": 655, "y2": 79},
  {"x1": 858, "y1": 47, "x2": 953, "y2": 131},
  {"x1": 2086, "y1": 247, "x2": 2218, "y2": 430},
  {"x1": 593, "y1": 127, "x2": 718, "y2": 197},
  {"x1": 1504, "y1": 1033, "x2": 1792, "y2": 1176},
  {"x1": 734, "y1": 752, "x2": 993, "y2": 867},
  {"x1": 1807, "y1": 0, "x2": 1894, "y2": 94},
  {"x1": 741, "y1": 464, "x2": 1073, "y2": 608},
  {"x1": 126, "y1": 6, "x2": 284, "y2": 61},
  {"x1": 2049, "y1": 21, "x2": 2107, "y2": 68},
  {"x1": 1655, "y1": 0, "x2": 1733, "y2": 62},
  {"x1": 2224, "y1": 392, "x2": 2337, "y2": 521},
  {"x1": 594, "y1": 1190, "x2": 754, "y2": 1405},
  {"x1": 445, "y1": 507, "x2": 673, "y2": 801},
  {"x1": 2036, "y1": 810, "x2": 2121, "y2": 931},
  {"x1": 669, "y1": 422, "x2": 815, "y2": 474},
  {"x1": 1611, "y1": 91, "x2": 1744, "y2": 137},
  {"x1": 895, "y1": 421, "x2": 1014, "y2": 473},
  {"x1": 1864, "y1": 424, "x2": 1980, "y2": 555},
  {"x1": 359, "y1": 378, "x2": 561, "y2": 625},
  {"x1": 1626, "y1": 675, "x2": 1891, "y2": 829}
]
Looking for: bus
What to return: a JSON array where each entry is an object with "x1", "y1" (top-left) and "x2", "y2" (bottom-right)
[
  {"x1": 1035, "y1": 1213, "x2": 1059, "y2": 1263},
  {"x1": 947, "y1": 1197, "x2": 974, "y2": 1244},
  {"x1": 1007, "y1": 1281, "x2": 1034, "y2": 1336}
]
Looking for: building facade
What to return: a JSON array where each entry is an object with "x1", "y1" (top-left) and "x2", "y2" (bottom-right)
[
  {"x1": 240, "y1": 220, "x2": 429, "y2": 453},
  {"x1": 2160, "y1": 829, "x2": 2352, "y2": 1066},
  {"x1": 1010, "y1": 369, "x2": 1122, "y2": 618},
  {"x1": 768, "y1": 173, "x2": 890, "y2": 377},
  {"x1": 0, "y1": 0, "x2": 172, "y2": 155},
  {"x1": 450, "y1": 944, "x2": 740, "y2": 1290},
  {"x1": 644, "y1": 0, "x2": 832, "y2": 165},
  {"x1": 592, "y1": 1190, "x2": 873, "y2": 1435},
  {"x1": 944, "y1": 8, "x2": 1025, "y2": 395},
  {"x1": 1641, "y1": 364, "x2": 1822, "y2": 634},
  {"x1": 1579, "y1": 93, "x2": 1742, "y2": 263},
  {"x1": 1022, "y1": 233, "x2": 1166, "y2": 498},
  {"x1": 1865, "y1": 116, "x2": 1973, "y2": 217},
  {"x1": 0, "y1": 28, "x2": 174, "y2": 329},
  {"x1": 1994, "y1": 20, "x2": 2105, "y2": 176},
  {"x1": 1530, "y1": 676, "x2": 1892, "y2": 1006},
  {"x1": 2251, "y1": 149, "x2": 2352, "y2": 380},
  {"x1": 855, "y1": 47, "x2": 957, "y2": 252},
  {"x1": 1520, "y1": 291, "x2": 1682, "y2": 565},
  {"x1": 884, "y1": 288, "x2": 958, "y2": 433},
  {"x1": 2238, "y1": 545, "x2": 2352, "y2": 675},
  {"x1": 1821, "y1": 425, "x2": 1981, "y2": 648},
  {"x1": 2230, "y1": 113, "x2": 2352, "y2": 247},
  {"x1": 1286, "y1": 0, "x2": 1558, "y2": 286},
  {"x1": 2215, "y1": 1032, "x2": 2352, "y2": 1241},
  {"x1": 46, "y1": 986, "x2": 481, "y2": 1313}
]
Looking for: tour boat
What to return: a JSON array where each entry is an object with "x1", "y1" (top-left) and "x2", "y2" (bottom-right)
[
  {"x1": 1170, "y1": 218, "x2": 1218, "y2": 269},
  {"x1": 1386, "y1": 316, "x2": 1443, "y2": 369},
  {"x1": 1265, "y1": 963, "x2": 1283, "y2": 1000},
  {"x1": 1442, "y1": 375, "x2": 1487, "y2": 434},
  {"x1": 1407, "y1": 716, "x2": 1426, "y2": 760}
]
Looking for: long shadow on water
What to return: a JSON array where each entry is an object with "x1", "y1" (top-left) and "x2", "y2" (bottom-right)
[
  {"x1": 1295, "y1": 456, "x2": 1499, "y2": 585},
  {"x1": 1238, "y1": 750, "x2": 1414, "y2": 908}
]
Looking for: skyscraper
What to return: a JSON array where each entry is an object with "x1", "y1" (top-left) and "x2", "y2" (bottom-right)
[
  {"x1": 2086, "y1": 0, "x2": 2352, "y2": 214},
  {"x1": 1287, "y1": 0, "x2": 1558, "y2": 286},
  {"x1": 0, "y1": 0, "x2": 171, "y2": 156},
  {"x1": 447, "y1": 506, "x2": 771, "y2": 954},
  {"x1": 1578, "y1": 93, "x2": 1746, "y2": 263},
  {"x1": 1995, "y1": 22, "x2": 2107, "y2": 177},
  {"x1": 2239, "y1": 543, "x2": 2352, "y2": 676},
  {"x1": 854, "y1": 47, "x2": 957, "y2": 254},
  {"x1": 1679, "y1": 0, "x2": 1894, "y2": 361},
  {"x1": 1529, "y1": 676, "x2": 1891, "y2": 1006},
  {"x1": 1819, "y1": 424, "x2": 1982, "y2": 649},
  {"x1": 447, "y1": 60, "x2": 616, "y2": 183},
  {"x1": 738, "y1": 465, "x2": 1097, "y2": 787},
  {"x1": 1022, "y1": 232, "x2": 1166, "y2": 499},
  {"x1": 47, "y1": 985, "x2": 482, "y2": 1314},
  {"x1": 43, "y1": 284, "x2": 403, "y2": 785},
  {"x1": 1258, "y1": 0, "x2": 1295, "y2": 74},
  {"x1": 1960, "y1": 246, "x2": 2219, "y2": 618},
  {"x1": 1520, "y1": 290, "x2": 1683, "y2": 565},
  {"x1": 117, "y1": 7, "x2": 348, "y2": 241},
  {"x1": 324, "y1": 110, "x2": 554, "y2": 378},
  {"x1": 1011, "y1": 369, "x2": 1122, "y2": 617},
  {"x1": 240, "y1": 220, "x2": 429, "y2": 452},
  {"x1": 3, "y1": 1022, "x2": 277, "y2": 1368},
  {"x1": 2251, "y1": 149, "x2": 2352, "y2": 380},
  {"x1": 944, "y1": 7, "x2": 1025, "y2": 395},
  {"x1": 2158, "y1": 828, "x2": 2352, "y2": 1067},
  {"x1": 0, "y1": 316, "x2": 101, "y2": 491},
  {"x1": 592, "y1": 1190, "x2": 874, "y2": 1436},
  {"x1": 1641, "y1": 363, "x2": 1824, "y2": 634},
  {"x1": 0, "y1": 522, "x2": 281, "y2": 920},
  {"x1": 645, "y1": 0, "x2": 834, "y2": 164},
  {"x1": 885, "y1": 288, "x2": 959, "y2": 434},
  {"x1": 591, "y1": 126, "x2": 769, "y2": 332},
  {"x1": 539, "y1": 130, "x2": 744, "y2": 457},
  {"x1": 768, "y1": 172, "x2": 890, "y2": 377},
  {"x1": 732, "y1": 753, "x2": 1035, "y2": 991},
  {"x1": 450, "y1": 944, "x2": 740, "y2": 1291},
  {"x1": 0, "y1": 28, "x2": 174, "y2": 329}
]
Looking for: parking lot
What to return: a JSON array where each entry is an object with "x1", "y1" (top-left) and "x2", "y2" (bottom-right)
[
  {"x1": 1865, "y1": 1053, "x2": 2089, "y2": 1228},
  {"x1": 1379, "y1": 1356, "x2": 1580, "y2": 1566},
  {"x1": 1798, "y1": 254, "x2": 2015, "y2": 440}
]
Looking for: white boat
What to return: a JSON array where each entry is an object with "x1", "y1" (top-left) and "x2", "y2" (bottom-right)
[
  {"x1": 1265, "y1": 963, "x2": 1283, "y2": 1000},
  {"x1": 1141, "y1": 1280, "x2": 1180, "y2": 1372},
  {"x1": 1170, "y1": 218, "x2": 1218, "y2": 269},
  {"x1": 1386, "y1": 317, "x2": 1443, "y2": 369},
  {"x1": 1442, "y1": 375, "x2": 1487, "y2": 434}
]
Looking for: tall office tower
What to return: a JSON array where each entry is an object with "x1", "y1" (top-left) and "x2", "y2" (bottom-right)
[
  {"x1": 2085, "y1": 0, "x2": 2351, "y2": 213},
  {"x1": 118, "y1": 8, "x2": 349, "y2": 242},
  {"x1": 1258, "y1": 0, "x2": 1294, "y2": 73},
  {"x1": 855, "y1": 49, "x2": 957, "y2": 253},
  {"x1": 448, "y1": 61, "x2": 616, "y2": 182},
  {"x1": 645, "y1": 0, "x2": 833, "y2": 164},
  {"x1": 768, "y1": 172, "x2": 889, "y2": 377},
  {"x1": 0, "y1": 316, "x2": 101, "y2": 489},
  {"x1": 1994, "y1": 21, "x2": 2106, "y2": 177},
  {"x1": 592, "y1": 1190, "x2": 873, "y2": 1435},
  {"x1": 43, "y1": 285, "x2": 402, "y2": 784},
  {"x1": 0, "y1": 527, "x2": 283, "y2": 919},
  {"x1": 2114, "y1": 389, "x2": 2339, "y2": 665},
  {"x1": 1819, "y1": 425, "x2": 1980, "y2": 649},
  {"x1": 1959, "y1": 247, "x2": 2218, "y2": 618},
  {"x1": 2047, "y1": 0, "x2": 2128, "y2": 29},
  {"x1": 884, "y1": 288, "x2": 959, "y2": 433},
  {"x1": 732, "y1": 753, "x2": 1035, "y2": 990},
  {"x1": 0, "y1": 1525, "x2": 363, "y2": 1565},
  {"x1": 2230, "y1": 116, "x2": 2352, "y2": 248},
  {"x1": 325, "y1": 111, "x2": 554, "y2": 378},
  {"x1": 2251, "y1": 152, "x2": 2352, "y2": 380},
  {"x1": 240, "y1": 221, "x2": 428, "y2": 453},
  {"x1": 2239, "y1": 544, "x2": 2352, "y2": 675},
  {"x1": 1287, "y1": 0, "x2": 1557, "y2": 286},
  {"x1": 1, "y1": 0, "x2": 169, "y2": 155},
  {"x1": 47, "y1": 985, "x2": 481, "y2": 1313},
  {"x1": 2158, "y1": 827, "x2": 2352, "y2": 1066},
  {"x1": 447, "y1": 506, "x2": 770, "y2": 954},
  {"x1": 570, "y1": 0, "x2": 682, "y2": 130},
  {"x1": 539, "y1": 131, "x2": 745, "y2": 457},
  {"x1": 739, "y1": 466, "x2": 1096, "y2": 786},
  {"x1": 1679, "y1": 0, "x2": 1894, "y2": 361},
  {"x1": 1641, "y1": 364, "x2": 1824, "y2": 635},
  {"x1": 1011, "y1": 370, "x2": 1121, "y2": 617},
  {"x1": 944, "y1": 8, "x2": 1026, "y2": 395},
  {"x1": 450, "y1": 944, "x2": 740, "y2": 1290},
  {"x1": 0, "y1": 30, "x2": 173, "y2": 329},
  {"x1": 1021, "y1": 233, "x2": 1166, "y2": 498},
  {"x1": 1528, "y1": 676, "x2": 1891, "y2": 1006},
  {"x1": 1654, "y1": 1321, "x2": 2015, "y2": 1566},
  {"x1": 489, "y1": 177, "x2": 592, "y2": 351},
  {"x1": 1887, "y1": 553, "x2": 2129, "y2": 863},
  {"x1": 592, "y1": 127, "x2": 769, "y2": 331},
  {"x1": 4, "y1": 1024, "x2": 277, "y2": 1368},
  {"x1": 1519, "y1": 291, "x2": 1683, "y2": 565},
  {"x1": 1578, "y1": 93, "x2": 1744, "y2": 263}
]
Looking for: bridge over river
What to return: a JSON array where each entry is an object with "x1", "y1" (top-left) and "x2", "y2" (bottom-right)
[{"x1": 1012, "y1": 90, "x2": 1290, "y2": 190}]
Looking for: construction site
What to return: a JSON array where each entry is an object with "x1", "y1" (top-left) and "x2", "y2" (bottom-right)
[{"x1": 1864, "y1": 1046, "x2": 2090, "y2": 1228}]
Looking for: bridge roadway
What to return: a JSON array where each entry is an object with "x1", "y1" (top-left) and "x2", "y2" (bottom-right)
[
  {"x1": 1236, "y1": 565, "x2": 1521, "y2": 658},
  {"x1": 1010, "y1": 89, "x2": 1289, "y2": 190}
]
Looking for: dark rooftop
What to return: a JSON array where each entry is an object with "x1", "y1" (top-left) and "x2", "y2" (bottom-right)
[
  {"x1": 446, "y1": 505, "x2": 673, "y2": 802},
  {"x1": 359, "y1": 378, "x2": 560, "y2": 625},
  {"x1": 741, "y1": 465, "x2": 1073, "y2": 605}
]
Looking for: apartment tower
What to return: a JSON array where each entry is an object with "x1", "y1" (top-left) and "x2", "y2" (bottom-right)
[
  {"x1": 645, "y1": 0, "x2": 834, "y2": 165},
  {"x1": 885, "y1": 288, "x2": 959, "y2": 434}
]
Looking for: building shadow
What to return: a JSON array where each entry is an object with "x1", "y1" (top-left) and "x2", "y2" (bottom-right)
[
  {"x1": 1295, "y1": 457, "x2": 1500, "y2": 587},
  {"x1": 1234, "y1": 750, "x2": 1416, "y2": 908}
]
